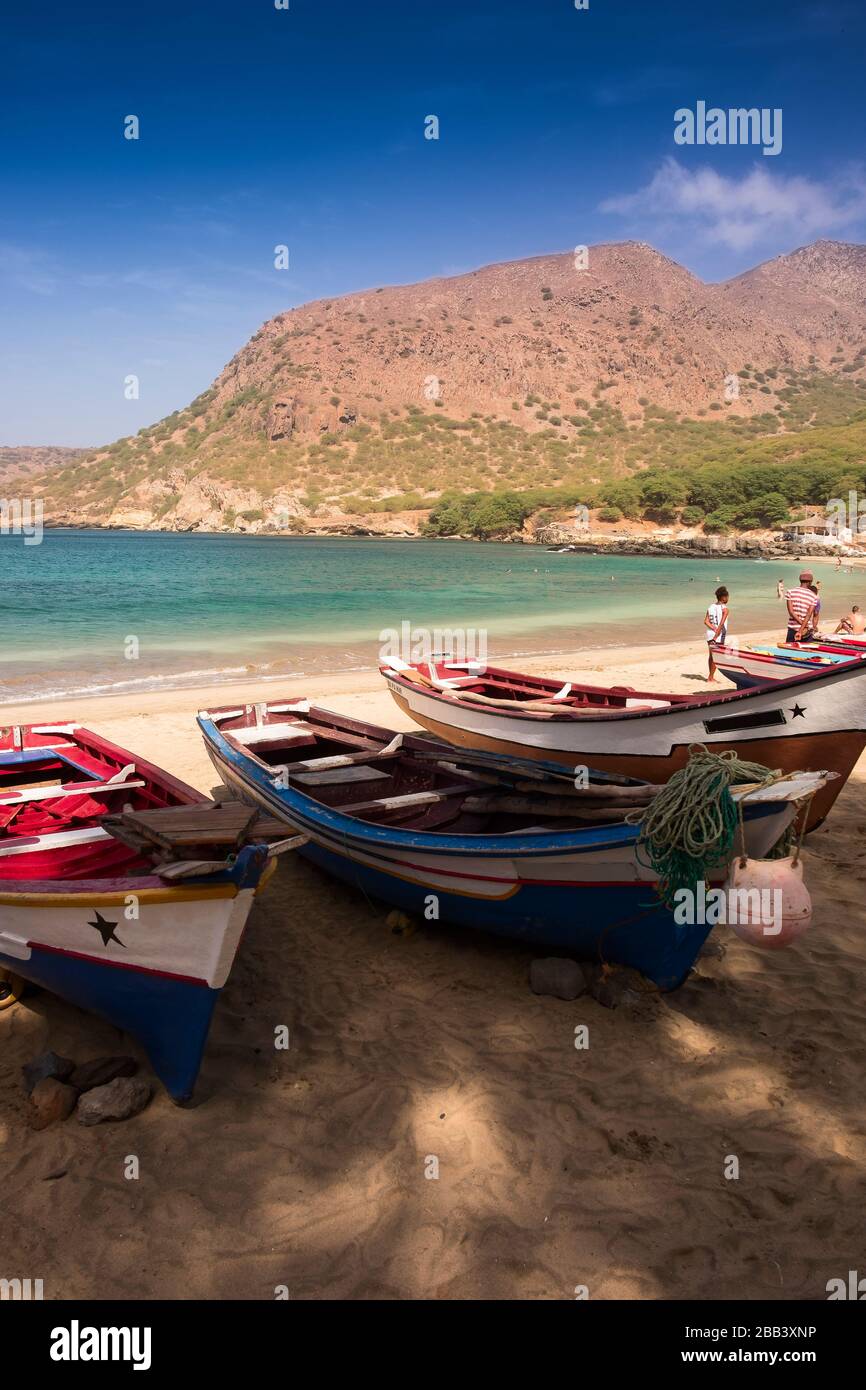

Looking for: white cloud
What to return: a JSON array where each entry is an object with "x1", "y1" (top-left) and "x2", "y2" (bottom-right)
[{"x1": 601, "y1": 158, "x2": 866, "y2": 251}]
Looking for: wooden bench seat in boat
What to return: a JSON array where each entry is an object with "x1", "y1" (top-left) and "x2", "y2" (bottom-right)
[
  {"x1": 231, "y1": 723, "x2": 315, "y2": 746},
  {"x1": 291, "y1": 765, "x2": 391, "y2": 786},
  {"x1": 336, "y1": 784, "x2": 471, "y2": 818},
  {"x1": 0, "y1": 778, "x2": 145, "y2": 805}
]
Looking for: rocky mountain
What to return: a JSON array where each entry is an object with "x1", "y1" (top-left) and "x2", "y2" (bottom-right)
[
  {"x1": 719, "y1": 240, "x2": 866, "y2": 343},
  {"x1": 26, "y1": 239, "x2": 866, "y2": 534}
]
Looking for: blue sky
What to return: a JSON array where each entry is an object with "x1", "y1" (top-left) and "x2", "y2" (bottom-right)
[{"x1": 1, "y1": 0, "x2": 864, "y2": 446}]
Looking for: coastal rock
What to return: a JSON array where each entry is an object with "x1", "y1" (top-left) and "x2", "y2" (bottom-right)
[
  {"x1": 534, "y1": 525, "x2": 803, "y2": 560},
  {"x1": 529, "y1": 958, "x2": 588, "y2": 1000},
  {"x1": 77, "y1": 1077, "x2": 152, "y2": 1126},
  {"x1": 22, "y1": 1051, "x2": 76, "y2": 1095},
  {"x1": 70, "y1": 1056, "x2": 138, "y2": 1093},
  {"x1": 30, "y1": 1078, "x2": 78, "y2": 1130},
  {"x1": 588, "y1": 964, "x2": 652, "y2": 1009}
]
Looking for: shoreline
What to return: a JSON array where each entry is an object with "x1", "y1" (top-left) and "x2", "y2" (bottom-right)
[
  {"x1": 0, "y1": 627, "x2": 785, "y2": 792},
  {"x1": 35, "y1": 522, "x2": 866, "y2": 563}
]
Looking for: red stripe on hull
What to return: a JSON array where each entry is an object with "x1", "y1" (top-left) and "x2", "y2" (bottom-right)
[{"x1": 30, "y1": 941, "x2": 208, "y2": 987}]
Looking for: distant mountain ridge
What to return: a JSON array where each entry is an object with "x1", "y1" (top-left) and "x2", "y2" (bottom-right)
[
  {"x1": 1, "y1": 446, "x2": 84, "y2": 487},
  {"x1": 22, "y1": 239, "x2": 866, "y2": 534}
]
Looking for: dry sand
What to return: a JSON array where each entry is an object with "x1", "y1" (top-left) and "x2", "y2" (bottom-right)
[{"x1": 1, "y1": 633, "x2": 864, "y2": 1300}]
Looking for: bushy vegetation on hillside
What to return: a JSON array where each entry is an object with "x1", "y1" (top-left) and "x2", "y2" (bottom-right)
[{"x1": 29, "y1": 368, "x2": 866, "y2": 536}]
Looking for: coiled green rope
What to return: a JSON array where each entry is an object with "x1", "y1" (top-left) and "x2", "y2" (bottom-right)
[{"x1": 627, "y1": 744, "x2": 782, "y2": 911}]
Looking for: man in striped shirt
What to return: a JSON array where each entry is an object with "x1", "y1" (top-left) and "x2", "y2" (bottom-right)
[{"x1": 785, "y1": 571, "x2": 819, "y2": 642}]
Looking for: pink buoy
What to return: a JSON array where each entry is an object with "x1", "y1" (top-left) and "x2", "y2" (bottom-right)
[{"x1": 725, "y1": 854, "x2": 813, "y2": 949}]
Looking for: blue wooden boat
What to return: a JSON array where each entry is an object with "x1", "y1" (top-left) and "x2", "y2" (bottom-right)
[{"x1": 197, "y1": 700, "x2": 825, "y2": 990}]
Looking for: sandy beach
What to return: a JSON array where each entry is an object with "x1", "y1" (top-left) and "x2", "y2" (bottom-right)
[{"x1": 2, "y1": 631, "x2": 865, "y2": 1300}]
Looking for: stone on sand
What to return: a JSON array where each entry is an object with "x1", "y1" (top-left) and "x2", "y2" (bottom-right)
[
  {"x1": 587, "y1": 964, "x2": 649, "y2": 1009},
  {"x1": 30, "y1": 1077, "x2": 78, "y2": 1130},
  {"x1": 529, "y1": 958, "x2": 587, "y2": 1000},
  {"x1": 70, "y1": 1056, "x2": 138, "y2": 1093},
  {"x1": 77, "y1": 1077, "x2": 152, "y2": 1126},
  {"x1": 22, "y1": 1051, "x2": 76, "y2": 1095}
]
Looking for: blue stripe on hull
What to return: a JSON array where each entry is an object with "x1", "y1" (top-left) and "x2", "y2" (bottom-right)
[
  {"x1": 0, "y1": 948, "x2": 219, "y2": 1103},
  {"x1": 300, "y1": 842, "x2": 713, "y2": 991}
]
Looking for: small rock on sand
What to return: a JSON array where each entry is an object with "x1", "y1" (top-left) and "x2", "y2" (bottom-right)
[
  {"x1": 588, "y1": 964, "x2": 649, "y2": 1009},
  {"x1": 22, "y1": 1051, "x2": 76, "y2": 1095},
  {"x1": 77, "y1": 1077, "x2": 152, "y2": 1126},
  {"x1": 70, "y1": 1056, "x2": 138, "y2": 1093},
  {"x1": 30, "y1": 1078, "x2": 78, "y2": 1130},
  {"x1": 529, "y1": 958, "x2": 587, "y2": 1000}
]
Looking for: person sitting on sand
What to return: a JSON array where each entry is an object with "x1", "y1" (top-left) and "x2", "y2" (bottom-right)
[
  {"x1": 704, "y1": 585, "x2": 729, "y2": 682},
  {"x1": 784, "y1": 570, "x2": 818, "y2": 643},
  {"x1": 835, "y1": 604, "x2": 866, "y2": 635}
]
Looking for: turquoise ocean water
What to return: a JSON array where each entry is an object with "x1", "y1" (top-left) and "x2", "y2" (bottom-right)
[{"x1": 1, "y1": 530, "x2": 860, "y2": 704}]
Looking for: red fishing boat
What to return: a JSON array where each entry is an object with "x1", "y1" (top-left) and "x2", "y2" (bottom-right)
[{"x1": 0, "y1": 721, "x2": 202, "y2": 880}]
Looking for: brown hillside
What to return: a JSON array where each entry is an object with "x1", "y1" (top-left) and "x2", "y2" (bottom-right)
[{"x1": 30, "y1": 239, "x2": 866, "y2": 532}]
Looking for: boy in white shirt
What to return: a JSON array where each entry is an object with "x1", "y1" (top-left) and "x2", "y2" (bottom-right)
[{"x1": 704, "y1": 586, "x2": 729, "y2": 682}]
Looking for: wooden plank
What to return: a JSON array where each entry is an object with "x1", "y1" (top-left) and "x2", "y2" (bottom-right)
[
  {"x1": 512, "y1": 779, "x2": 660, "y2": 801},
  {"x1": 462, "y1": 794, "x2": 641, "y2": 821},
  {"x1": 0, "y1": 778, "x2": 146, "y2": 806},
  {"x1": 280, "y1": 740, "x2": 403, "y2": 776},
  {"x1": 266, "y1": 833, "x2": 311, "y2": 855},
  {"x1": 104, "y1": 800, "x2": 259, "y2": 851},
  {"x1": 248, "y1": 816, "x2": 296, "y2": 839},
  {"x1": 232, "y1": 723, "x2": 317, "y2": 747},
  {"x1": 411, "y1": 744, "x2": 640, "y2": 788},
  {"x1": 292, "y1": 765, "x2": 390, "y2": 786},
  {"x1": 339, "y1": 784, "x2": 469, "y2": 816}
]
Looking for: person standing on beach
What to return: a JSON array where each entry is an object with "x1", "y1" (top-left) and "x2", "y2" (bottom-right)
[
  {"x1": 777, "y1": 579, "x2": 784, "y2": 599},
  {"x1": 704, "y1": 585, "x2": 729, "y2": 682},
  {"x1": 784, "y1": 570, "x2": 819, "y2": 642}
]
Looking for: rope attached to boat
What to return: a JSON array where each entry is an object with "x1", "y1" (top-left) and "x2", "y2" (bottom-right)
[{"x1": 627, "y1": 745, "x2": 783, "y2": 911}]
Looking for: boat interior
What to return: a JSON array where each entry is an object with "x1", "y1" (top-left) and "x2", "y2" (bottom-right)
[
  {"x1": 383, "y1": 659, "x2": 717, "y2": 715},
  {"x1": 0, "y1": 725, "x2": 188, "y2": 852},
  {"x1": 209, "y1": 701, "x2": 661, "y2": 836},
  {"x1": 745, "y1": 644, "x2": 854, "y2": 665}
]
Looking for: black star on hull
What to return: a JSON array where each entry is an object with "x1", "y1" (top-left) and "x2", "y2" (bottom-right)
[{"x1": 88, "y1": 911, "x2": 126, "y2": 949}]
